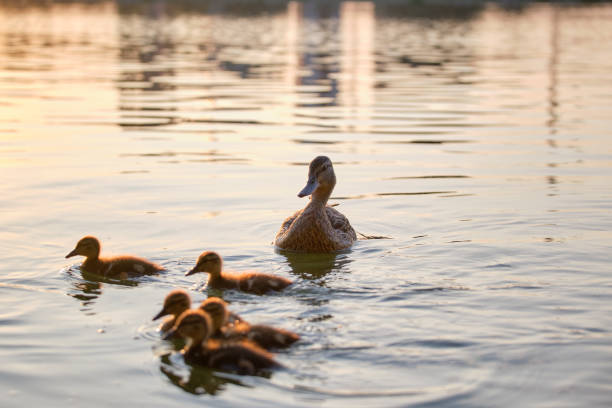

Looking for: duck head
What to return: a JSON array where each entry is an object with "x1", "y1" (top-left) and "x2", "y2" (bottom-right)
[
  {"x1": 164, "y1": 309, "x2": 212, "y2": 343},
  {"x1": 199, "y1": 297, "x2": 229, "y2": 332},
  {"x1": 66, "y1": 236, "x2": 101, "y2": 259},
  {"x1": 153, "y1": 289, "x2": 191, "y2": 321},
  {"x1": 185, "y1": 251, "x2": 222, "y2": 277},
  {"x1": 298, "y1": 156, "x2": 336, "y2": 203}
]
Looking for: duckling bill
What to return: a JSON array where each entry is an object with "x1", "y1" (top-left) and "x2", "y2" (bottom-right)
[
  {"x1": 275, "y1": 156, "x2": 356, "y2": 252},
  {"x1": 66, "y1": 235, "x2": 164, "y2": 278},
  {"x1": 185, "y1": 251, "x2": 292, "y2": 295},
  {"x1": 153, "y1": 289, "x2": 191, "y2": 333}
]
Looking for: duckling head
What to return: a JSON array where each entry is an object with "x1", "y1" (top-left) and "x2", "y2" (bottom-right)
[
  {"x1": 153, "y1": 289, "x2": 191, "y2": 321},
  {"x1": 199, "y1": 297, "x2": 229, "y2": 332},
  {"x1": 185, "y1": 251, "x2": 222, "y2": 277},
  {"x1": 165, "y1": 309, "x2": 212, "y2": 344},
  {"x1": 298, "y1": 155, "x2": 336, "y2": 202},
  {"x1": 66, "y1": 236, "x2": 101, "y2": 259}
]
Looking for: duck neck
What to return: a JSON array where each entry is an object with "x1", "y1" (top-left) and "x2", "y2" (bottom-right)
[
  {"x1": 212, "y1": 319, "x2": 223, "y2": 334},
  {"x1": 184, "y1": 338, "x2": 199, "y2": 356},
  {"x1": 185, "y1": 330, "x2": 208, "y2": 350},
  {"x1": 82, "y1": 255, "x2": 101, "y2": 273},
  {"x1": 206, "y1": 265, "x2": 223, "y2": 284},
  {"x1": 310, "y1": 185, "x2": 333, "y2": 208},
  {"x1": 175, "y1": 306, "x2": 189, "y2": 317}
]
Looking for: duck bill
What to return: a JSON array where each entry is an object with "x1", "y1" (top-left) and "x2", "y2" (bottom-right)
[
  {"x1": 65, "y1": 248, "x2": 78, "y2": 258},
  {"x1": 298, "y1": 178, "x2": 317, "y2": 198},
  {"x1": 152, "y1": 308, "x2": 167, "y2": 321},
  {"x1": 185, "y1": 267, "x2": 197, "y2": 277}
]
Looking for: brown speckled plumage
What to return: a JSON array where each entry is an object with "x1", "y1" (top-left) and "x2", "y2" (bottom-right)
[
  {"x1": 65, "y1": 236, "x2": 164, "y2": 278},
  {"x1": 186, "y1": 251, "x2": 292, "y2": 294},
  {"x1": 275, "y1": 156, "x2": 356, "y2": 252}
]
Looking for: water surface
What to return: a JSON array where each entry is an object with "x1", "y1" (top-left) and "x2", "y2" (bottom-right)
[{"x1": 1, "y1": 1, "x2": 612, "y2": 407}]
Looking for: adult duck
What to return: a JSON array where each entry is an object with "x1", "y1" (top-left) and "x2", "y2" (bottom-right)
[{"x1": 275, "y1": 156, "x2": 356, "y2": 252}]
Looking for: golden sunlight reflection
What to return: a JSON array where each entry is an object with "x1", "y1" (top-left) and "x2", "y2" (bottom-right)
[
  {"x1": 284, "y1": 1, "x2": 301, "y2": 111},
  {"x1": 339, "y1": 1, "x2": 374, "y2": 130},
  {"x1": 0, "y1": 2, "x2": 118, "y2": 139}
]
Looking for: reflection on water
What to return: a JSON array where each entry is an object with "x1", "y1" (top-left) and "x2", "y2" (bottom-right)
[
  {"x1": 279, "y1": 250, "x2": 350, "y2": 280},
  {"x1": 159, "y1": 354, "x2": 247, "y2": 396},
  {"x1": 2, "y1": 1, "x2": 612, "y2": 407},
  {"x1": 64, "y1": 265, "x2": 143, "y2": 314},
  {"x1": 66, "y1": 272, "x2": 102, "y2": 307}
]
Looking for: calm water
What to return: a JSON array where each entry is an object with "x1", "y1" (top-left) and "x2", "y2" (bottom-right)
[{"x1": 1, "y1": 1, "x2": 612, "y2": 406}]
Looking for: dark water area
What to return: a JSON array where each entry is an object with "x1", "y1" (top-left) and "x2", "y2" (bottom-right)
[{"x1": 1, "y1": 1, "x2": 612, "y2": 407}]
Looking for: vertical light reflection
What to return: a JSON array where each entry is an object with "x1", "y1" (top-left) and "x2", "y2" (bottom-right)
[
  {"x1": 117, "y1": 2, "x2": 179, "y2": 123},
  {"x1": 339, "y1": 1, "x2": 374, "y2": 133},
  {"x1": 284, "y1": 1, "x2": 302, "y2": 123},
  {"x1": 547, "y1": 6, "x2": 560, "y2": 137},
  {"x1": 472, "y1": 6, "x2": 551, "y2": 129},
  {"x1": 546, "y1": 6, "x2": 560, "y2": 193}
]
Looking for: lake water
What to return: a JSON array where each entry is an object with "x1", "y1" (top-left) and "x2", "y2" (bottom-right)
[{"x1": 1, "y1": 1, "x2": 611, "y2": 406}]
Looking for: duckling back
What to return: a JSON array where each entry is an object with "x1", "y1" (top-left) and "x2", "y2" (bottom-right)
[
  {"x1": 99, "y1": 255, "x2": 164, "y2": 277},
  {"x1": 234, "y1": 271, "x2": 292, "y2": 294},
  {"x1": 186, "y1": 340, "x2": 281, "y2": 375},
  {"x1": 226, "y1": 321, "x2": 299, "y2": 349}
]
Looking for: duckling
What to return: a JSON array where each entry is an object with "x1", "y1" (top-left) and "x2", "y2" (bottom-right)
[
  {"x1": 166, "y1": 309, "x2": 281, "y2": 375},
  {"x1": 185, "y1": 251, "x2": 292, "y2": 294},
  {"x1": 153, "y1": 289, "x2": 191, "y2": 333},
  {"x1": 200, "y1": 297, "x2": 244, "y2": 326},
  {"x1": 275, "y1": 156, "x2": 356, "y2": 252},
  {"x1": 65, "y1": 236, "x2": 164, "y2": 278},
  {"x1": 199, "y1": 297, "x2": 233, "y2": 337},
  {"x1": 200, "y1": 297, "x2": 299, "y2": 349}
]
